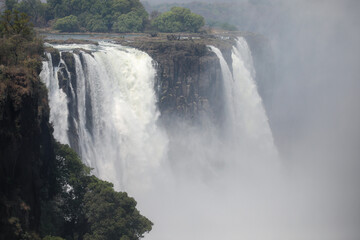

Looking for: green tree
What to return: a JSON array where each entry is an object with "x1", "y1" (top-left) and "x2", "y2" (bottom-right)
[
  {"x1": 152, "y1": 11, "x2": 181, "y2": 33},
  {"x1": 53, "y1": 15, "x2": 80, "y2": 32},
  {"x1": 52, "y1": 0, "x2": 71, "y2": 18},
  {"x1": 6, "y1": 0, "x2": 149, "y2": 33},
  {"x1": 112, "y1": 11, "x2": 143, "y2": 33},
  {"x1": 149, "y1": 10, "x2": 160, "y2": 21},
  {"x1": 0, "y1": 10, "x2": 34, "y2": 39},
  {"x1": 14, "y1": 0, "x2": 47, "y2": 26},
  {"x1": 0, "y1": 10, "x2": 42, "y2": 66},
  {"x1": 42, "y1": 236, "x2": 65, "y2": 240},
  {"x1": 112, "y1": 0, "x2": 131, "y2": 15},
  {"x1": 52, "y1": 142, "x2": 91, "y2": 239},
  {"x1": 41, "y1": 142, "x2": 152, "y2": 240},
  {"x1": 87, "y1": 17, "x2": 108, "y2": 32},
  {"x1": 83, "y1": 178, "x2": 152, "y2": 240},
  {"x1": 184, "y1": 13, "x2": 205, "y2": 33},
  {"x1": 5, "y1": 0, "x2": 17, "y2": 11},
  {"x1": 152, "y1": 7, "x2": 204, "y2": 33},
  {"x1": 220, "y1": 22, "x2": 238, "y2": 31}
]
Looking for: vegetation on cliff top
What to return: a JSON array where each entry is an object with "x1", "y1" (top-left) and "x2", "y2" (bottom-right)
[
  {"x1": 151, "y1": 7, "x2": 204, "y2": 33},
  {"x1": 0, "y1": 10, "x2": 152, "y2": 240},
  {"x1": 0, "y1": 10, "x2": 43, "y2": 67},
  {"x1": 6, "y1": 0, "x2": 149, "y2": 33},
  {"x1": 144, "y1": 1, "x2": 239, "y2": 32},
  {"x1": 5, "y1": 0, "x2": 211, "y2": 33}
]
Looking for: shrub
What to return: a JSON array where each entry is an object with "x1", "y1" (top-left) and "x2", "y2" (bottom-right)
[
  {"x1": 112, "y1": 11, "x2": 143, "y2": 33},
  {"x1": 86, "y1": 15, "x2": 108, "y2": 32},
  {"x1": 53, "y1": 15, "x2": 79, "y2": 32},
  {"x1": 220, "y1": 22, "x2": 238, "y2": 31},
  {"x1": 43, "y1": 236, "x2": 64, "y2": 240},
  {"x1": 152, "y1": 7, "x2": 204, "y2": 33}
]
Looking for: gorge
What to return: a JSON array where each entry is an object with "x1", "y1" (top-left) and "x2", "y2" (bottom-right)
[
  {"x1": 40, "y1": 35, "x2": 279, "y2": 240},
  {"x1": 1, "y1": 0, "x2": 360, "y2": 239}
]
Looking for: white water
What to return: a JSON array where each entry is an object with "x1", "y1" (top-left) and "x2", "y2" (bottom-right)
[
  {"x1": 41, "y1": 39, "x2": 280, "y2": 240},
  {"x1": 209, "y1": 37, "x2": 278, "y2": 164},
  {"x1": 40, "y1": 53, "x2": 70, "y2": 144},
  {"x1": 137, "y1": 38, "x2": 280, "y2": 240},
  {"x1": 41, "y1": 42, "x2": 168, "y2": 192}
]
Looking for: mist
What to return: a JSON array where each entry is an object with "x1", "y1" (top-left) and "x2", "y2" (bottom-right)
[
  {"x1": 39, "y1": 1, "x2": 360, "y2": 239},
  {"x1": 272, "y1": 1, "x2": 360, "y2": 238},
  {"x1": 133, "y1": 1, "x2": 360, "y2": 240}
]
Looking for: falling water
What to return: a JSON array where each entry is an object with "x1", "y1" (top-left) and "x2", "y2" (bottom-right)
[
  {"x1": 40, "y1": 53, "x2": 70, "y2": 144},
  {"x1": 41, "y1": 38, "x2": 280, "y2": 240},
  {"x1": 209, "y1": 37, "x2": 277, "y2": 162},
  {"x1": 41, "y1": 42, "x2": 168, "y2": 192}
]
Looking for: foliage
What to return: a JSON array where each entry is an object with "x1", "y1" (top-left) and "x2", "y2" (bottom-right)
[
  {"x1": 208, "y1": 21, "x2": 238, "y2": 31},
  {"x1": 0, "y1": 10, "x2": 34, "y2": 39},
  {"x1": 112, "y1": 11, "x2": 144, "y2": 33},
  {"x1": 83, "y1": 14, "x2": 108, "y2": 32},
  {"x1": 42, "y1": 236, "x2": 65, "y2": 240},
  {"x1": 84, "y1": 177, "x2": 152, "y2": 240},
  {"x1": 149, "y1": 10, "x2": 160, "y2": 21},
  {"x1": 220, "y1": 22, "x2": 238, "y2": 31},
  {"x1": 53, "y1": 15, "x2": 80, "y2": 32},
  {"x1": 40, "y1": 142, "x2": 153, "y2": 240},
  {"x1": 112, "y1": 0, "x2": 132, "y2": 15},
  {"x1": 13, "y1": 0, "x2": 47, "y2": 26},
  {"x1": 0, "y1": 10, "x2": 47, "y2": 240},
  {"x1": 146, "y1": 2, "x2": 247, "y2": 32},
  {"x1": 152, "y1": 7, "x2": 204, "y2": 33},
  {"x1": 47, "y1": 0, "x2": 147, "y2": 32},
  {"x1": 0, "y1": 10, "x2": 152, "y2": 239},
  {"x1": 6, "y1": 0, "x2": 149, "y2": 32},
  {"x1": 5, "y1": 0, "x2": 17, "y2": 11},
  {"x1": 0, "y1": 10, "x2": 43, "y2": 66}
]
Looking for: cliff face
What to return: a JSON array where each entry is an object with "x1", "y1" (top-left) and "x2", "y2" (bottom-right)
[
  {"x1": 121, "y1": 38, "x2": 234, "y2": 123},
  {"x1": 0, "y1": 65, "x2": 55, "y2": 239},
  {"x1": 118, "y1": 33, "x2": 275, "y2": 124},
  {"x1": 44, "y1": 33, "x2": 275, "y2": 125}
]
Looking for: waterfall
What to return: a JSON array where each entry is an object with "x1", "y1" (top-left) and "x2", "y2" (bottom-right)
[
  {"x1": 41, "y1": 42, "x2": 168, "y2": 192},
  {"x1": 40, "y1": 53, "x2": 70, "y2": 144},
  {"x1": 41, "y1": 39, "x2": 279, "y2": 240},
  {"x1": 209, "y1": 37, "x2": 277, "y2": 161}
]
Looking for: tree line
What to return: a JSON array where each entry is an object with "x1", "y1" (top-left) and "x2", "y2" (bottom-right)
[{"x1": 5, "y1": 0, "x2": 205, "y2": 33}]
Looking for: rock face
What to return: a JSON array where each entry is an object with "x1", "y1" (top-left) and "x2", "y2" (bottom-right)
[
  {"x1": 122, "y1": 38, "x2": 234, "y2": 123},
  {"x1": 44, "y1": 33, "x2": 275, "y2": 125},
  {"x1": 0, "y1": 65, "x2": 55, "y2": 238},
  {"x1": 119, "y1": 33, "x2": 275, "y2": 124}
]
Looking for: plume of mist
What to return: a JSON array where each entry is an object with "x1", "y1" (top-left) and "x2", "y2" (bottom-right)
[{"x1": 135, "y1": 1, "x2": 360, "y2": 240}]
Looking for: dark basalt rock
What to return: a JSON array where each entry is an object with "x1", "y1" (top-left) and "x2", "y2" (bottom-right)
[
  {"x1": 44, "y1": 33, "x2": 275, "y2": 125},
  {"x1": 121, "y1": 38, "x2": 234, "y2": 123},
  {"x1": 45, "y1": 47, "x2": 60, "y2": 67},
  {"x1": 0, "y1": 66, "x2": 55, "y2": 239}
]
